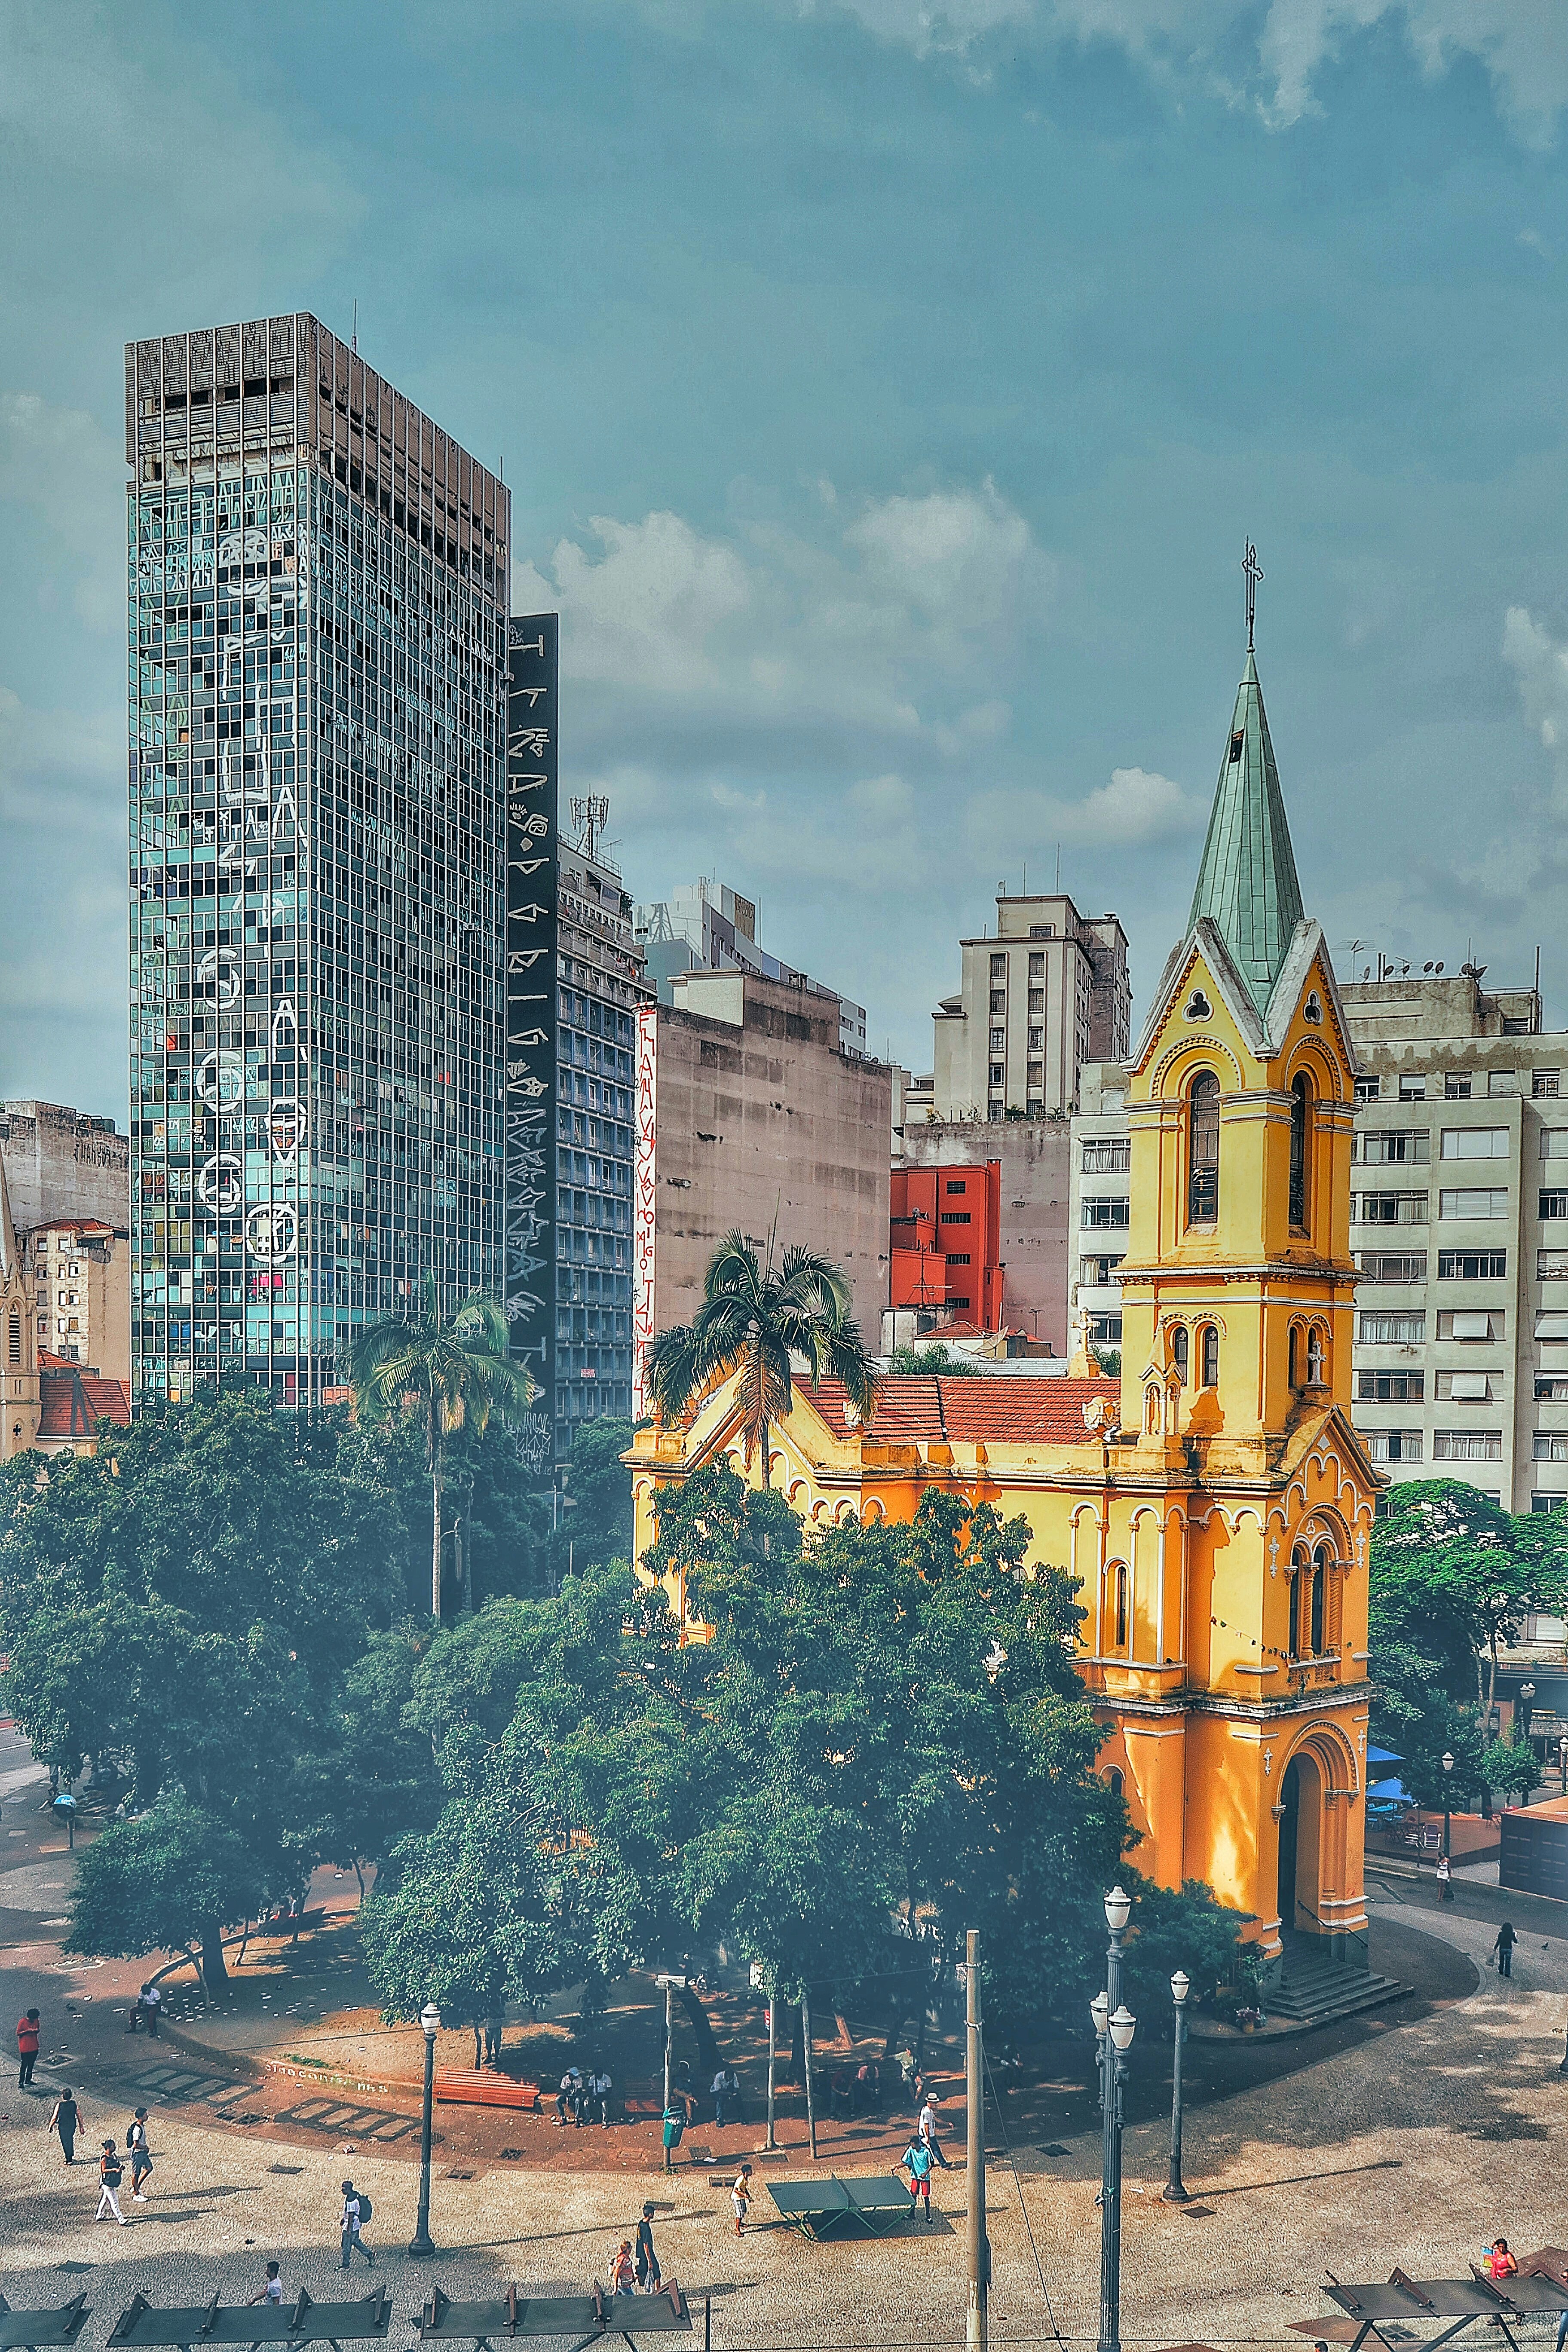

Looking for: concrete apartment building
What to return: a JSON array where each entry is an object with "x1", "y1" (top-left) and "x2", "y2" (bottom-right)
[
  {"x1": 1069, "y1": 967, "x2": 1568, "y2": 1511},
  {"x1": 893, "y1": 1121, "x2": 1074, "y2": 1352},
  {"x1": 1341, "y1": 970, "x2": 1568, "y2": 1515},
  {"x1": 633, "y1": 877, "x2": 868, "y2": 1059},
  {"x1": 1, "y1": 1102, "x2": 132, "y2": 1384},
  {"x1": 1, "y1": 1101, "x2": 129, "y2": 1233},
  {"x1": 632, "y1": 968, "x2": 892, "y2": 1404},
  {"x1": 917, "y1": 890, "x2": 1130, "y2": 1123}
]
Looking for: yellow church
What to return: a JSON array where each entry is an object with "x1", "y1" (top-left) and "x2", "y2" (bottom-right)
[{"x1": 628, "y1": 633, "x2": 1381, "y2": 1977}]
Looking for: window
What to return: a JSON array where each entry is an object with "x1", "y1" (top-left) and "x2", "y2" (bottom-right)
[
  {"x1": 1289, "y1": 1073, "x2": 1311, "y2": 1228},
  {"x1": 1104, "y1": 1765, "x2": 1124, "y2": 1796},
  {"x1": 1533, "y1": 1494, "x2": 1566, "y2": 1513},
  {"x1": 1112, "y1": 1559, "x2": 1129, "y2": 1651},
  {"x1": 989, "y1": 1065, "x2": 1003, "y2": 1087},
  {"x1": 1080, "y1": 1253, "x2": 1124, "y2": 1286},
  {"x1": 1355, "y1": 1075, "x2": 1381, "y2": 1103},
  {"x1": 1534, "y1": 1071, "x2": 1561, "y2": 1098},
  {"x1": 1357, "y1": 1130, "x2": 1429, "y2": 1164},
  {"x1": 1442, "y1": 1127, "x2": 1509, "y2": 1159},
  {"x1": 1353, "y1": 1191, "x2": 1429, "y2": 1224},
  {"x1": 1089, "y1": 1312, "x2": 1123, "y2": 1344},
  {"x1": 1359, "y1": 1370, "x2": 1424, "y2": 1402},
  {"x1": 1187, "y1": 1072, "x2": 1219, "y2": 1223},
  {"x1": 1366, "y1": 1430, "x2": 1423, "y2": 1461},
  {"x1": 1358, "y1": 1310, "x2": 1426, "y2": 1344},
  {"x1": 1310, "y1": 1549, "x2": 1326, "y2": 1656},
  {"x1": 990, "y1": 954, "x2": 1005, "y2": 978},
  {"x1": 940, "y1": 1210, "x2": 972, "y2": 1225},
  {"x1": 1542, "y1": 1131, "x2": 1568, "y2": 1161},
  {"x1": 1356, "y1": 1252, "x2": 1428, "y2": 1283},
  {"x1": 6, "y1": 1306, "x2": 18, "y2": 1367},
  {"x1": 1082, "y1": 1137, "x2": 1130, "y2": 1174},
  {"x1": 1399, "y1": 1075, "x2": 1427, "y2": 1101},
  {"x1": 1537, "y1": 1311, "x2": 1568, "y2": 1341},
  {"x1": 989, "y1": 991, "x2": 1005, "y2": 1012},
  {"x1": 1081, "y1": 1197, "x2": 1130, "y2": 1228},
  {"x1": 1541, "y1": 1251, "x2": 1568, "y2": 1280},
  {"x1": 1542, "y1": 1191, "x2": 1568, "y2": 1221},
  {"x1": 1201, "y1": 1324, "x2": 1219, "y2": 1387},
  {"x1": 1536, "y1": 1377, "x2": 1568, "y2": 1402},
  {"x1": 1028, "y1": 953, "x2": 1044, "y2": 978},
  {"x1": 1440, "y1": 1188, "x2": 1509, "y2": 1219},
  {"x1": 1445, "y1": 1073, "x2": 1473, "y2": 1099},
  {"x1": 1488, "y1": 1069, "x2": 1518, "y2": 1097},
  {"x1": 1438, "y1": 1250, "x2": 1507, "y2": 1279},
  {"x1": 1028, "y1": 1028, "x2": 1043, "y2": 1051},
  {"x1": 1172, "y1": 1326, "x2": 1189, "y2": 1384},
  {"x1": 945, "y1": 1250, "x2": 971, "y2": 1265},
  {"x1": 990, "y1": 1027, "x2": 1006, "y2": 1049},
  {"x1": 1438, "y1": 1371, "x2": 1492, "y2": 1402},
  {"x1": 945, "y1": 1179, "x2": 968, "y2": 1194},
  {"x1": 1536, "y1": 1435, "x2": 1568, "y2": 1463},
  {"x1": 1433, "y1": 1430, "x2": 1504, "y2": 1461},
  {"x1": 1440, "y1": 1309, "x2": 1501, "y2": 1341}
]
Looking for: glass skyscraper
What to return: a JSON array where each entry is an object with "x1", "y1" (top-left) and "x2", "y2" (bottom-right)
[{"x1": 126, "y1": 314, "x2": 509, "y2": 1408}]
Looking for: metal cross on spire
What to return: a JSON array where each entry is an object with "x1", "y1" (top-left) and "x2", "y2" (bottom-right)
[{"x1": 1242, "y1": 539, "x2": 1264, "y2": 650}]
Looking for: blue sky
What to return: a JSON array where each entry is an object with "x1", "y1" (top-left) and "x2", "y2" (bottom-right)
[{"x1": 5, "y1": 0, "x2": 1568, "y2": 1115}]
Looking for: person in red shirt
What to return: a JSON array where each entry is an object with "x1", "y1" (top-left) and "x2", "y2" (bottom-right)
[{"x1": 16, "y1": 2009, "x2": 40, "y2": 2089}]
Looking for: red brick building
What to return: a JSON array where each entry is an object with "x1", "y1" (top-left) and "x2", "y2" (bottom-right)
[{"x1": 888, "y1": 1161, "x2": 1004, "y2": 1331}]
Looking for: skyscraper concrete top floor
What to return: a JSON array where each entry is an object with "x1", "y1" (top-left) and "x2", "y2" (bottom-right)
[
  {"x1": 919, "y1": 890, "x2": 1130, "y2": 1123},
  {"x1": 126, "y1": 315, "x2": 510, "y2": 1408}
]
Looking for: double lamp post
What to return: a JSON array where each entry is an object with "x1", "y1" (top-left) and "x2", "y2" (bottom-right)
[{"x1": 1094, "y1": 1886, "x2": 1194, "y2": 2352}]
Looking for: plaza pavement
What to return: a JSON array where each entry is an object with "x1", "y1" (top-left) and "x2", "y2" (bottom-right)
[{"x1": 3, "y1": 1881, "x2": 1566, "y2": 2350}]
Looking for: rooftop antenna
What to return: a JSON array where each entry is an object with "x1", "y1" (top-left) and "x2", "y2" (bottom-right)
[
  {"x1": 1242, "y1": 540, "x2": 1264, "y2": 651},
  {"x1": 570, "y1": 794, "x2": 611, "y2": 861}
]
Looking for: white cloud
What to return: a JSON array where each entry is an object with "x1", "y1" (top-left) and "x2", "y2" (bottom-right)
[
  {"x1": 1065, "y1": 764, "x2": 1200, "y2": 844},
  {"x1": 822, "y1": 0, "x2": 1568, "y2": 143},
  {"x1": 1502, "y1": 605, "x2": 1568, "y2": 812}
]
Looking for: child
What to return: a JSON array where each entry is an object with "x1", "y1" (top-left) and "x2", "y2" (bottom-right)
[
  {"x1": 731, "y1": 2162, "x2": 753, "y2": 2236},
  {"x1": 1486, "y1": 2239, "x2": 1518, "y2": 2281},
  {"x1": 609, "y1": 2241, "x2": 636, "y2": 2294},
  {"x1": 96, "y1": 2139, "x2": 129, "y2": 2224},
  {"x1": 903, "y1": 2136, "x2": 934, "y2": 2223}
]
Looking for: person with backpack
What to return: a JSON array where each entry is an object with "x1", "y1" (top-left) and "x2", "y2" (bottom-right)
[
  {"x1": 903, "y1": 2135, "x2": 934, "y2": 2223},
  {"x1": 127, "y1": 2108, "x2": 153, "y2": 2200},
  {"x1": 47, "y1": 2087, "x2": 80, "y2": 2165},
  {"x1": 96, "y1": 2138, "x2": 129, "y2": 2224},
  {"x1": 16, "y1": 2007, "x2": 40, "y2": 2089},
  {"x1": 340, "y1": 2179, "x2": 374, "y2": 2267}
]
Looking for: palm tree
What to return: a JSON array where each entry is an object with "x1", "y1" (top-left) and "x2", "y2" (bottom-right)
[
  {"x1": 349, "y1": 1277, "x2": 536, "y2": 1620},
  {"x1": 643, "y1": 1229, "x2": 878, "y2": 1485}
]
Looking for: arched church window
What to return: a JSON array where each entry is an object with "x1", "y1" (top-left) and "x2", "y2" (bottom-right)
[
  {"x1": 1171, "y1": 1326, "x2": 1189, "y2": 1385},
  {"x1": 1200, "y1": 1324, "x2": 1219, "y2": 1387},
  {"x1": 6, "y1": 1307, "x2": 18, "y2": 1368},
  {"x1": 1306, "y1": 1326, "x2": 1325, "y2": 1384},
  {"x1": 1105, "y1": 1765, "x2": 1125, "y2": 1797},
  {"x1": 1289, "y1": 1073, "x2": 1311, "y2": 1230},
  {"x1": 1187, "y1": 1072, "x2": 1219, "y2": 1225},
  {"x1": 1144, "y1": 1384, "x2": 1160, "y2": 1435},
  {"x1": 1310, "y1": 1546, "x2": 1327, "y2": 1655},
  {"x1": 1113, "y1": 1561, "x2": 1130, "y2": 1653},
  {"x1": 1289, "y1": 1545, "x2": 1308, "y2": 1656},
  {"x1": 1288, "y1": 1323, "x2": 1300, "y2": 1388}
]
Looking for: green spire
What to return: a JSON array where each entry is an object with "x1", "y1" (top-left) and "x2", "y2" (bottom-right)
[{"x1": 1187, "y1": 649, "x2": 1305, "y2": 1013}]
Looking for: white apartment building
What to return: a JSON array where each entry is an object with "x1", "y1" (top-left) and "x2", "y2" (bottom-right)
[
  {"x1": 1067, "y1": 968, "x2": 1568, "y2": 1512},
  {"x1": 920, "y1": 892, "x2": 1130, "y2": 1123}
]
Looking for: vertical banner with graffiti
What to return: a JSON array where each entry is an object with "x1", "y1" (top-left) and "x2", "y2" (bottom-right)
[
  {"x1": 631, "y1": 1002, "x2": 659, "y2": 1418},
  {"x1": 504, "y1": 612, "x2": 559, "y2": 1472}
]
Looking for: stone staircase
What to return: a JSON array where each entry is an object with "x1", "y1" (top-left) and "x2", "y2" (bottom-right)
[{"x1": 1267, "y1": 1931, "x2": 1410, "y2": 2029}]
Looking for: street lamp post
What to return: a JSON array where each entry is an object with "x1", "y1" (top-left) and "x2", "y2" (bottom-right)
[
  {"x1": 1095, "y1": 1886, "x2": 1136, "y2": 2352},
  {"x1": 1558, "y1": 1733, "x2": 1567, "y2": 1798},
  {"x1": 1520, "y1": 1681, "x2": 1536, "y2": 1741},
  {"x1": 408, "y1": 2000, "x2": 440, "y2": 2257},
  {"x1": 1441, "y1": 1750, "x2": 1455, "y2": 1863},
  {"x1": 1163, "y1": 1971, "x2": 1190, "y2": 2203}
]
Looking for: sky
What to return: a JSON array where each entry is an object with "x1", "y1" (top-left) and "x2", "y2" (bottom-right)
[{"x1": 5, "y1": 0, "x2": 1568, "y2": 1118}]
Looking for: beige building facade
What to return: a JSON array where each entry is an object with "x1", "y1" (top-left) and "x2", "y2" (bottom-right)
[
  {"x1": 632, "y1": 969, "x2": 892, "y2": 1406},
  {"x1": 918, "y1": 891, "x2": 1130, "y2": 1123}
]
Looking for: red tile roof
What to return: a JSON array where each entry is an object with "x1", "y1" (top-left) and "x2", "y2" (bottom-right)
[
  {"x1": 38, "y1": 1368, "x2": 131, "y2": 1438},
  {"x1": 801, "y1": 1375, "x2": 1121, "y2": 1446}
]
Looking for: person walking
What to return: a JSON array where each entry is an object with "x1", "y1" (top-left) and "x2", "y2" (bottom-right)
[
  {"x1": 1493, "y1": 1922, "x2": 1518, "y2": 1979},
  {"x1": 340, "y1": 2179, "x2": 374, "y2": 2268},
  {"x1": 142, "y1": 1982, "x2": 162, "y2": 2038},
  {"x1": 730, "y1": 2163, "x2": 752, "y2": 2237},
  {"x1": 903, "y1": 2135, "x2": 934, "y2": 2223},
  {"x1": 16, "y1": 2007, "x2": 41, "y2": 2089},
  {"x1": 919, "y1": 2094, "x2": 952, "y2": 2169},
  {"x1": 126, "y1": 2108, "x2": 153, "y2": 2201},
  {"x1": 48, "y1": 2088, "x2": 80, "y2": 2165},
  {"x1": 247, "y1": 2260, "x2": 284, "y2": 2352},
  {"x1": 95, "y1": 2139, "x2": 129, "y2": 2224},
  {"x1": 1437, "y1": 1853, "x2": 1454, "y2": 1902},
  {"x1": 634, "y1": 2203, "x2": 661, "y2": 2294},
  {"x1": 710, "y1": 2064, "x2": 730, "y2": 2127},
  {"x1": 609, "y1": 2240, "x2": 637, "y2": 2295}
]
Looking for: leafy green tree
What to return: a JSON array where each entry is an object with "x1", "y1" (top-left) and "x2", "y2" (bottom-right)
[
  {"x1": 1372, "y1": 1481, "x2": 1561, "y2": 1715},
  {"x1": 1116, "y1": 1877, "x2": 1249, "y2": 2020},
  {"x1": 559, "y1": 1415, "x2": 637, "y2": 1570},
  {"x1": 350, "y1": 1279, "x2": 536, "y2": 1619},
  {"x1": 67, "y1": 1792, "x2": 260, "y2": 1991},
  {"x1": 889, "y1": 1343, "x2": 981, "y2": 1375},
  {"x1": 644, "y1": 1231, "x2": 877, "y2": 1485},
  {"x1": 1482, "y1": 1735, "x2": 1539, "y2": 1807}
]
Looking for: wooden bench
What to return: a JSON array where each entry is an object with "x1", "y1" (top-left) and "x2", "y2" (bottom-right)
[{"x1": 435, "y1": 2071, "x2": 543, "y2": 2112}]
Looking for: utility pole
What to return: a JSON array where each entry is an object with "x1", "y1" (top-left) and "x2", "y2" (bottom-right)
[
  {"x1": 802, "y1": 1986, "x2": 818, "y2": 2161},
  {"x1": 966, "y1": 1927, "x2": 988, "y2": 2352}
]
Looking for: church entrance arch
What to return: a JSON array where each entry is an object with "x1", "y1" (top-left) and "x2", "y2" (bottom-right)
[{"x1": 1276, "y1": 1749, "x2": 1325, "y2": 1937}]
